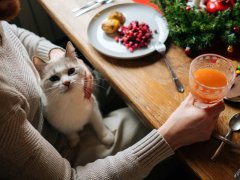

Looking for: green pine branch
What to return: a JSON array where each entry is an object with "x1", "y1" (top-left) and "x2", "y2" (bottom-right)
[{"x1": 152, "y1": 0, "x2": 240, "y2": 53}]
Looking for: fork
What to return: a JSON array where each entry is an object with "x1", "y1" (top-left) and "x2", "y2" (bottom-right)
[
  {"x1": 73, "y1": 0, "x2": 112, "y2": 16},
  {"x1": 155, "y1": 42, "x2": 184, "y2": 93},
  {"x1": 72, "y1": 0, "x2": 99, "y2": 13}
]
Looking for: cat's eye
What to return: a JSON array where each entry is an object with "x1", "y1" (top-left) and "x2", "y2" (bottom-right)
[
  {"x1": 49, "y1": 75, "x2": 60, "y2": 82},
  {"x1": 68, "y1": 68, "x2": 75, "y2": 75}
]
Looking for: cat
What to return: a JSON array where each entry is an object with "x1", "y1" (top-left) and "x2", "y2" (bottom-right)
[{"x1": 33, "y1": 41, "x2": 115, "y2": 147}]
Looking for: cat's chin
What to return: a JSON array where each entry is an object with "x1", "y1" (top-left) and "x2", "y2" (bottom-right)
[{"x1": 60, "y1": 86, "x2": 84, "y2": 97}]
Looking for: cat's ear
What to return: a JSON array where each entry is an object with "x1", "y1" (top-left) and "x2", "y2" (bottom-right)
[
  {"x1": 32, "y1": 56, "x2": 47, "y2": 75},
  {"x1": 49, "y1": 48, "x2": 65, "y2": 61},
  {"x1": 65, "y1": 41, "x2": 77, "y2": 60}
]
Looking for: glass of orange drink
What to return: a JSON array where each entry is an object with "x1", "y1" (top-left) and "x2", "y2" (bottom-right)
[{"x1": 189, "y1": 54, "x2": 235, "y2": 108}]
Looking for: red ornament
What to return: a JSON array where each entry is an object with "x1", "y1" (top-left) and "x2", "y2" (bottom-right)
[
  {"x1": 233, "y1": 26, "x2": 240, "y2": 33},
  {"x1": 206, "y1": 0, "x2": 235, "y2": 13},
  {"x1": 186, "y1": 6, "x2": 191, "y2": 11},
  {"x1": 184, "y1": 47, "x2": 191, "y2": 55}
]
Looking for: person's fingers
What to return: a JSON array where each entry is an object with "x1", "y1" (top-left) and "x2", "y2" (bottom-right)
[
  {"x1": 205, "y1": 101, "x2": 225, "y2": 116},
  {"x1": 182, "y1": 93, "x2": 194, "y2": 105}
]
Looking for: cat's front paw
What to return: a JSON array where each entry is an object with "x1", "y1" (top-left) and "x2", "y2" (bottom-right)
[{"x1": 101, "y1": 130, "x2": 115, "y2": 146}]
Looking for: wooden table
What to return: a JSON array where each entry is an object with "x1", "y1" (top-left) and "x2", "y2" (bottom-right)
[{"x1": 38, "y1": 0, "x2": 240, "y2": 179}]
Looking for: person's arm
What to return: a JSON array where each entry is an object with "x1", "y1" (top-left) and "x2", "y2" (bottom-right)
[{"x1": 7, "y1": 23, "x2": 63, "y2": 62}]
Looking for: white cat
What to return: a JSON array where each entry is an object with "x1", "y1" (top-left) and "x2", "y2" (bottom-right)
[{"x1": 33, "y1": 42, "x2": 115, "y2": 147}]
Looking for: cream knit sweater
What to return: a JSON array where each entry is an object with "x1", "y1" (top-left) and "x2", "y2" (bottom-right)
[{"x1": 0, "y1": 21, "x2": 174, "y2": 179}]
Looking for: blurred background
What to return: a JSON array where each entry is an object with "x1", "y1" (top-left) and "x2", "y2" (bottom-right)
[{"x1": 11, "y1": 0, "x2": 67, "y2": 47}]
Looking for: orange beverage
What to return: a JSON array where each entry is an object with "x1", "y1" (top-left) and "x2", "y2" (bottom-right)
[
  {"x1": 194, "y1": 69, "x2": 227, "y2": 87},
  {"x1": 189, "y1": 54, "x2": 235, "y2": 108},
  {"x1": 191, "y1": 68, "x2": 228, "y2": 103}
]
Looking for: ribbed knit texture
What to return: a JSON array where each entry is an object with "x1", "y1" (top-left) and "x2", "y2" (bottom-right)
[
  {"x1": 0, "y1": 21, "x2": 174, "y2": 179},
  {"x1": 76, "y1": 130, "x2": 174, "y2": 180},
  {"x1": 130, "y1": 129, "x2": 174, "y2": 173},
  {"x1": 0, "y1": 21, "x2": 71, "y2": 179}
]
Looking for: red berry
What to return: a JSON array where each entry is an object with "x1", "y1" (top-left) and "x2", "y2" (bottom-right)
[
  {"x1": 184, "y1": 47, "x2": 191, "y2": 55},
  {"x1": 115, "y1": 20, "x2": 153, "y2": 52},
  {"x1": 186, "y1": 6, "x2": 191, "y2": 11},
  {"x1": 233, "y1": 26, "x2": 240, "y2": 33},
  {"x1": 114, "y1": 36, "x2": 119, "y2": 42},
  {"x1": 129, "y1": 47, "x2": 134, "y2": 52},
  {"x1": 125, "y1": 43, "x2": 130, "y2": 48},
  {"x1": 134, "y1": 43, "x2": 138, "y2": 48}
]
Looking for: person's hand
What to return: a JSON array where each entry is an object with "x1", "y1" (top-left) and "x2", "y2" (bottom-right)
[{"x1": 158, "y1": 94, "x2": 225, "y2": 151}]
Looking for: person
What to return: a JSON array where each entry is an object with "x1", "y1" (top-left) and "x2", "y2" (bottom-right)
[{"x1": 0, "y1": 0, "x2": 225, "y2": 179}]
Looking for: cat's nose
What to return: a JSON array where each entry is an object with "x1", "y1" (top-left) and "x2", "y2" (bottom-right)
[{"x1": 63, "y1": 81, "x2": 70, "y2": 87}]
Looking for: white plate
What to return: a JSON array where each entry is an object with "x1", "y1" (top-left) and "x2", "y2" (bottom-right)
[{"x1": 87, "y1": 3, "x2": 169, "y2": 59}]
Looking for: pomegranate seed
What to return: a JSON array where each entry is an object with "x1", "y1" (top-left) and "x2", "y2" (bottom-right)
[
  {"x1": 114, "y1": 36, "x2": 119, "y2": 42},
  {"x1": 114, "y1": 20, "x2": 153, "y2": 52},
  {"x1": 129, "y1": 47, "x2": 134, "y2": 52}
]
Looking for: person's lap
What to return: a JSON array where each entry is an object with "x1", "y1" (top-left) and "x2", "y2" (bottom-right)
[{"x1": 71, "y1": 107, "x2": 150, "y2": 166}]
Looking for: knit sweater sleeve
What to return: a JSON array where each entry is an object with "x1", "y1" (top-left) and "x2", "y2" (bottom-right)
[
  {"x1": 74, "y1": 130, "x2": 174, "y2": 180},
  {"x1": 7, "y1": 22, "x2": 61, "y2": 62}
]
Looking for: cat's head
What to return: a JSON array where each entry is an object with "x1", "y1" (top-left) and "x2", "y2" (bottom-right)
[{"x1": 33, "y1": 42, "x2": 92, "y2": 98}]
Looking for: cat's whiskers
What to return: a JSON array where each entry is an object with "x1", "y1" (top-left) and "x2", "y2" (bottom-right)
[
  {"x1": 92, "y1": 83, "x2": 107, "y2": 90},
  {"x1": 71, "y1": 84, "x2": 90, "y2": 96},
  {"x1": 44, "y1": 86, "x2": 58, "y2": 92},
  {"x1": 71, "y1": 82, "x2": 84, "y2": 91},
  {"x1": 48, "y1": 91, "x2": 61, "y2": 100},
  {"x1": 73, "y1": 80, "x2": 107, "y2": 90},
  {"x1": 45, "y1": 88, "x2": 60, "y2": 99},
  {"x1": 72, "y1": 82, "x2": 92, "y2": 96},
  {"x1": 93, "y1": 77, "x2": 107, "y2": 81},
  {"x1": 71, "y1": 81, "x2": 83, "y2": 87},
  {"x1": 45, "y1": 90, "x2": 57, "y2": 98}
]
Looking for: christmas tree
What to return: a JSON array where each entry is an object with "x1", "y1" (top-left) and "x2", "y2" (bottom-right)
[{"x1": 152, "y1": 0, "x2": 240, "y2": 55}]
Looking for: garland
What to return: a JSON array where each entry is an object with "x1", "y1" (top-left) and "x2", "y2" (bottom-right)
[{"x1": 152, "y1": 0, "x2": 240, "y2": 55}]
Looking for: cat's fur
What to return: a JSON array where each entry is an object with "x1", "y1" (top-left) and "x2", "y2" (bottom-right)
[{"x1": 33, "y1": 42, "x2": 114, "y2": 147}]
